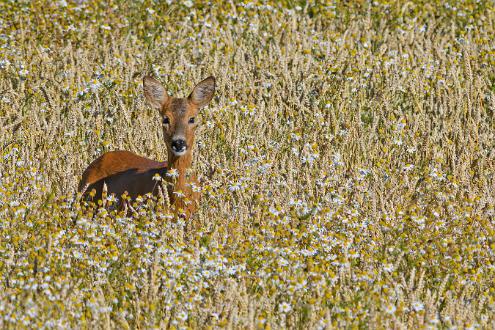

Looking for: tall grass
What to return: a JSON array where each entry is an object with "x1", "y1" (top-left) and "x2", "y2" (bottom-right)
[{"x1": 1, "y1": 0, "x2": 494, "y2": 328}]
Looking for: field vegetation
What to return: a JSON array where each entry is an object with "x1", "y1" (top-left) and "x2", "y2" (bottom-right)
[{"x1": 1, "y1": 0, "x2": 495, "y2": 328}]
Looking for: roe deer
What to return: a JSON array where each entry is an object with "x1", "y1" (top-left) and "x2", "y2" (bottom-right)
[{"x1": 78, "y1": 75, "x2": 216, "y2": 217}]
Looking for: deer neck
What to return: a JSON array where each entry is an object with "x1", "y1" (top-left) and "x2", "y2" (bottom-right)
[{"x1": 167, "y1": 149, "x2": 193, "y2": 192}]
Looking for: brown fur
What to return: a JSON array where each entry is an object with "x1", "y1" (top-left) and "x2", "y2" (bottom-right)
[
  {"x1": 78, "y1": 150, "x2": 167, "y2": 197},
  {"x1": 78, "y1": 75, "x2": 215, "y2": 218}
]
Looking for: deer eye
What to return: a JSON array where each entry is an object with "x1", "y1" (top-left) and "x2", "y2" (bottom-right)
[
  {"x1": 163, "y1": 116, "x2": 170, "y2": 125},
  {"x1": 188, "y1": 117, "x2": 195, "y2": 124}
]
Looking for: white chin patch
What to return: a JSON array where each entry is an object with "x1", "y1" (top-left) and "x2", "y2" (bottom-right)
[{"x1": 172, "y1": 149, "x2": 187, "y2": 156}]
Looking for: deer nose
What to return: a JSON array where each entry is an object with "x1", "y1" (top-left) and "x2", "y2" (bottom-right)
[{"x1": 171, "y1": 139, "x2": 187, "y2": 152}]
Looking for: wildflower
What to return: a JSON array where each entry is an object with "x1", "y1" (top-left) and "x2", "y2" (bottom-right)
[
  {"x1": 269, "y1": 206, "x2": 281, "y2": 216},
  {"x1": 278, "y1": 257, "x2": 289, "y2": 266},
  {"x1": 99, "y1": 306, "x2": 112, "y2": 313},
  {"x1": 0, "y1": 59, "x2": 11, "y2": 69},
  {"x1": 357, "y1": 168, "x2": 370, "y2": 180},
  {"x1": 258, "y1": 163, "x2": 272, "y2": 173},
  {"x1": 88, "y1": 79, "x2": 101, "y2": 92},
  {"x1": 411, "y1": 215, "x2": 426, "y2": 228},
  {"x1": 279, "y1": 302, "x2": 291, "y2": 313},
  {"x1": 257, "y1": 318, "x2": 267, "y2": 327},
  {"x1": 465, "y1": 323, "x2": 479, "y2": 330},
  {"x1": 77, "y1": 90, "x2": 86, "y2": 98},
  {"x1": 302, "y1": 153, "x2": 319, "y2": 165},
  {"x1": 228, "y1": 182, "x2": 242, "y2": 191},
  {"x1": 19, "y1": 69, "x2": 29, "y2": 77},
  {"x1": 349, "y1": 250, "x2": 360, "y2": 259},
  {"x1": 383, "y1": 264, "x2": 394, "y2": 272},
  {"x1": 290, "y1": 133, "x2": 301, "y2": 141},
  {"x1": 262, "y1": 82, "x2": 272, "y2": 89},
  {"x1": 166, "y1": 168, "x2": 179, "y2": 178},
  {"x1": 289, "y1": 199, "x2": 304, "y2": 207},
  {"x1": 385, "y1": 304, "x2": 396, "y2": 314},
  {"x1": 240, "y1": 105, "x2": 257, "y2": 116},
  {"x1": 189, "y1": 183, "x2": 201, "y2": 192},
  {"x1": 177, "y1": 311, "x2": 188, "y2": 321},
  {"x1": 412, "y1": 301, "x2": 424, "y2": 312},
  {"x1": 407, "y1": 146, "x2": 417, "y2": 153},
  {"x1": 300, "y1": 249, "x2": 316, "y2": 257},
  {"x1": 332, "y1": 153, "x2": 344, "y2": 167},
  {"x1": 430, "y1": 167, "x2": 444, "y2": 181},
  {"x1": 152, "y1": 173, "x2": 162, "y2": 181},
  {"x1": 173, "y1": 190, "x2": 185, "y2": 198},
  {"x1": 226, "y1": 266, "x2": 238, "y2": 275},
  {"x1": 358, "y1": 168, "x2": 370, "y2": 176}
]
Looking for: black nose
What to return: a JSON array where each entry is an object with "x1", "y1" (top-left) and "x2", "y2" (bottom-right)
[{"x1": 171, "y1": 139, "x2": 187, "y2": 152}]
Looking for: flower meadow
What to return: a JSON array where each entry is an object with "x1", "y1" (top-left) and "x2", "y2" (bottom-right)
[{"x1": 1, "y1": 0, "x2": 495, "y2": 328}]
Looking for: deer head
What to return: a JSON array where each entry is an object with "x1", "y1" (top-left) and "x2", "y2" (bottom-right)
[{"x1": 143, "y1": 75, "x2": 216, "y2": 158}]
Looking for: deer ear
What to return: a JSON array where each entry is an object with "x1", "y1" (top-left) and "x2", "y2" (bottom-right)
[
  {"x1": 188, "y1": 76, "x2": 216, "y2": 108},
  {"x1": 143, "y1": 76, "x2": 168, "y2": 109}
]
